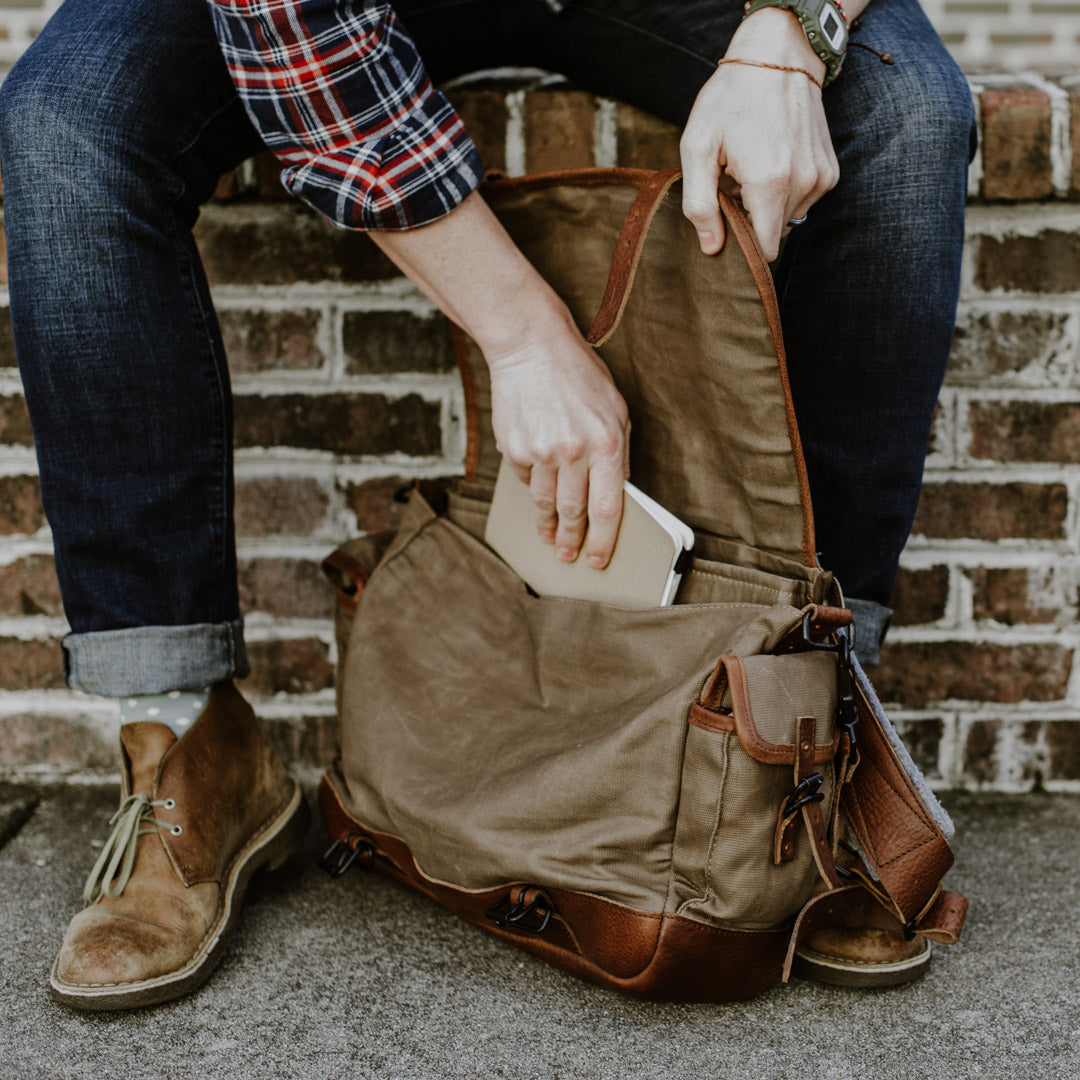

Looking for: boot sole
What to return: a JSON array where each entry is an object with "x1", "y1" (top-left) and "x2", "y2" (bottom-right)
[
  {"x1": 792, "y1": 936, "x2": 932, "y2": 989},
  {"x1": 49, "y1": 779, "x2": 310, "y2": 1012}
]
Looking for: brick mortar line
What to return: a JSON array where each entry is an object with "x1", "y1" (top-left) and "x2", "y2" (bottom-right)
[
  {"x1": 229, "y1": 374, "x2": 458, "y2": 397},
  {"x1": 885, "y1": 626, "x2": 1080, "y2": 650},
  {"x1": 208, "y1": 279, "x2": 432, "y2": 306},
  {"x1": 955, "y1": 295, "x2": 1080, "y2": 314},
  {"x1": 949, "y1": 386, "x2": 1080, "y2": 403},
  {"x1": 965, "y1": 202, "x2": 1080, "y2": 236},
  {"x1": 921, "y1": 463, "x2": 1080, "y2": 479},
  {"x1": 899, "y1": 548, "x2": 1080, "y2": 569},
  {"x1": 593, "y1": 97, "x2": 618, "y2": 169}
]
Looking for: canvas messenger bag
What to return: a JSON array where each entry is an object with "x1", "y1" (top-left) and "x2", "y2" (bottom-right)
[{"x1": 317, "y1": 168, "x2": 968, "y2": 1002}]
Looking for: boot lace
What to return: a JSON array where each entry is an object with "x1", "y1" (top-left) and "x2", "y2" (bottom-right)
[{"x1": 82, "y1": 794, "x2": 183, "y2": 905}]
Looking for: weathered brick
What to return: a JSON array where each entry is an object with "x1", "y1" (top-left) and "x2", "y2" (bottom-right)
[
  {"x1": 0, "y1": 637, "x2": 66, "y2": 691},
  {"x1": 238, "y1": 557, "x2": 333, "y2": 620},
  {"x1": 0, "y1": 712, "x2": 116, "y2": 773},
  {"x1": 234, "y1": 477, "x2": 331, "y2": 537},
  {"x1": 524, "y1": 89, "x2": 595, "y2": 173},
  {"x1": 891, "y1": 565, "x2": 949, "y2": 626},
  {"x1": 971, "y1": 566, "x2": 1067, "y2": 625},
  {"x1": 947, "y1": 309, "x2": 1074, "y2": 386},
  {"x1": 963, "y1": 719, "x2": 1001, "y2": 784},
  {"x1": 0, "y1": 394, "x2": 32, "y2": 446},
  {"x1": 261, "y1": 713, "x2": 339, "y2": 771},
  {"x1": 615, "y1": 106, "x2": 681, "y2": 169},
  {"x1": 892, "y1": 717, "x2": 944, "y2": 780},
  {"x1": 912, "y1": 482, "x2": 1067, "y2": 541},
  {"x1": 244, "y1": 638, "x2": 334, "y2": 696},
  {"x1": 233, "y1": 392, "x2": 442, "y2": 456},
  {"x1": 1045, "y1": 720, "x2": 1080, "y2": 781},
  {"x1": 252, "y1": 151, "x2": 288, "y2": 199},
  {"x1": 0, "y1": 307, "x2": 15, "y2": 367},
  {"x1": 220, "y1": 308, "x2": 324, "y2": 374},
  {"x1": 447, "y1": 88, "x2": 509, "y2": 174},
  {"x1": 214, "y1": 152, "x2": 290, "y2": 202},
  {"x1": 195, "y1": 204, "x2": 399, "y2": 285},
  {"x1": 342, "y1": 309, "x2": 454, "y2": 375},
  {"x1": 979, "y1": 88, "x2": 1054, "y2": 201},
  {"x1": 0, "y1": 476, "x2": 45, "y2": 536},
  {"x1": 345, "y1": 474, "x2": 408, "y2": 533},
  {"x1": 969, "y1": 400, "x2": 1080, "y2": 463},
  {"x1": 0, "y1": 555, "x2": 62, "y2": 616},
  {"x1": 974, "y1": 231, "x2": 1080, "y2": 294},
  {"x1": 876, "y1": 641, "x2": 1072, "y2": 705}
]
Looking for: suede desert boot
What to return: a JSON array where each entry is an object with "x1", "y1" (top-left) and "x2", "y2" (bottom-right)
[{"x1": 51, "y1": 681, "x2": 309, "y2": 1011}]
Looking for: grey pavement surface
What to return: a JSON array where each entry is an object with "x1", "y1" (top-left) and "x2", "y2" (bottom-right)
[{"x1": 1, "y1": 781, "x2": 1077, "y2": 1080}]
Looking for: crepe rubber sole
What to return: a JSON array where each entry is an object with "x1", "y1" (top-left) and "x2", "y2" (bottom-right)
[{"x1": 792, "y1": 935, "x2": 932, "y2": 989}]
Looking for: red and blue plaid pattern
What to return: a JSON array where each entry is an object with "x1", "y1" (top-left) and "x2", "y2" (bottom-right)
[{"x1": 207, "y1": 1, "x2": 483, "y2": 230}]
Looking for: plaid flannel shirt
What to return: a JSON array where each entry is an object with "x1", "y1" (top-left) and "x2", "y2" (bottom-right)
[{"x1": 207, "y1": 1, "x2": 484, "y2": 230}]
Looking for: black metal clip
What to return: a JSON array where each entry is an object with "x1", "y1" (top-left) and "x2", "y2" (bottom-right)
[
  {"x1": 485, "y1": 887, "x2": 554, "y2": 935},
  {"x1": 319, "y1": 835, "x2": 376, "y2": 877},
  {"x1": 784, "y1": 772, "x2": 825, "y2": 816},
  {"x1": 800, "y1": 613, "x2": 859, "y2": 750}
]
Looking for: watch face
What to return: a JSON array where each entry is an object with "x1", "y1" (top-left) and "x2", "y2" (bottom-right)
[{"x1": 818, "y1": 6, "x2": 847, "y2": 51}]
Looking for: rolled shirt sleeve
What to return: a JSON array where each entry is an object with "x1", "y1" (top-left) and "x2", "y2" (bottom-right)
[{"x1": 207, "y1": 0, "x2": 483, "y2": 230}]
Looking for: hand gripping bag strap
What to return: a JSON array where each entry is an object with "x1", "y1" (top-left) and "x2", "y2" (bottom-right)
[{"x1": 452, "y1": 167, "x2": 818, "y2": 568}]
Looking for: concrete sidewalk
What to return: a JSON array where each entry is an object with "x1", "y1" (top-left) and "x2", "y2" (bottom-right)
[{"x1": 1, "y1": 782, "x2": 1076, "y2": 1080}]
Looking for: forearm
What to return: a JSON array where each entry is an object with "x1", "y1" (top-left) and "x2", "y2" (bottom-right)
[{"x1": 370, "y1": 190, "x2": 574, "y2": 361}]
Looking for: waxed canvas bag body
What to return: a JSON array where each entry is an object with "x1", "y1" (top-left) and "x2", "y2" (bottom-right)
[{"x1": 318, "y1": 169, "x2": 967, "y2": 1002}]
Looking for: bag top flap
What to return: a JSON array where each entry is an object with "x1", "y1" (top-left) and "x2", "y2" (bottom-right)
[{"x1": 452, "y1": 168, "x2": 817, "y2": 569}]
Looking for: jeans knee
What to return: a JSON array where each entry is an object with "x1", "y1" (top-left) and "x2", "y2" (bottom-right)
[{"x1": 0, "y1": 57, "x2": 115, "y2": 194}]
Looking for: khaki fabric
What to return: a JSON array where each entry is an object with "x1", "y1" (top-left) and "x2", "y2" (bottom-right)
[
  {"x1": 328, "y1": 172, "x2": 845, "y2": 936},
  {"x1": 337, "y1": 490, "x2": 816, "y2": 915},
  {"x1": 460, "y1": 176, "x2": 814, "y2": 565}
]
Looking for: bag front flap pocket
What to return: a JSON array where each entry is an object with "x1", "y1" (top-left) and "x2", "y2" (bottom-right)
[{"x1": 691, "y1": 652, "x2": 839, "y2": 764}]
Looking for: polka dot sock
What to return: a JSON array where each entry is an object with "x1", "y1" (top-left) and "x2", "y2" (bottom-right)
[{"x1": 118, "y1": 688, "x2": 211, "y2": 738}]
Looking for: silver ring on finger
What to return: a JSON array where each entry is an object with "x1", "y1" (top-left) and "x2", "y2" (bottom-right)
[{"x1": 787, "y1": 213, "x2": 809, "y2": 227}]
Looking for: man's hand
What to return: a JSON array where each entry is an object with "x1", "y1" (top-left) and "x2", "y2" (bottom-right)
[
  {"x1": 487, "y1": 313, "x2": 630, "y2": 569},
  {"x1": 680, "y1": 6, "x2": 852, "y2": 261},
  {"x1": 371, "y1": 191, "x2": 630, "y2": 568}
]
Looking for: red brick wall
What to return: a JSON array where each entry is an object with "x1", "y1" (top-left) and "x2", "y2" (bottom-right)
[{"x1": 1, "y1": 73, "x2": 1079, "y2": 790}]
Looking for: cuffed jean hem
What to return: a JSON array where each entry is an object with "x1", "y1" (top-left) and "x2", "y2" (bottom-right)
[
  {"x1": 846, "y1": 598, "x2": 893, "y2": 667},
  {"x1": 62, "y1": 619, "x2": 249, "y2": 696}
]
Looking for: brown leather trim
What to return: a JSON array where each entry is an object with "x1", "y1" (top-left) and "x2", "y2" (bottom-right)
[
  {"x1": 321, "y1": 549, "x2": 370, "y2": 613},
  {"x1": 774, "y1": 604, "x2": 853, "y2": 654},
  {"x1": 450, "y1": 322, "x2": 481, "y2": 484},
  {"x1": 687, "y1": 701, "x2": 736, "y2": 735},
  {"x1": 840, "y1": 682, "x2": 955, "y2": 924},
  {"x1": 584, "y1": 169, "x2": 683, "y2": 346},
  {"x1": 698, "y1": 656, "x2": 839, "y2": 765},
  {"x1": 716, "y1": 190, "x2": 817, "y2": 568},
  {"x1": 318, "y1": 773, "x2": 787, "y2": 1002}
]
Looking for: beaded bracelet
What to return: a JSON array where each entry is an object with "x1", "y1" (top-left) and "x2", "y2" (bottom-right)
[{"x1": 715, "y1": 57, "x2": 823, "y2": 92}]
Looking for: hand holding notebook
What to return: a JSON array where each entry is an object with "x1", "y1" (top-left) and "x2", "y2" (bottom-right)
[{"x1": 485, "y1": 457, "x2": 694, "y2": 608}]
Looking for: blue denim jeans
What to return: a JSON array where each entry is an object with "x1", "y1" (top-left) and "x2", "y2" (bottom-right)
[{"x1": 0, "y1": 0, "x2": 974, "y2": 692}]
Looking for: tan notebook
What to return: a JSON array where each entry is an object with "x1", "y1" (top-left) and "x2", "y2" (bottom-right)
[{"x1": 484, "y1": 457, "x2": 694, "y2": 608}]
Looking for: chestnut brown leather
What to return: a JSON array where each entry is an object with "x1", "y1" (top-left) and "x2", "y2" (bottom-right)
[
  {"x1": 51, "y1": 682, "x2": 307, "y2": 1011},
  {"x1": 841, "y1": 681, "x2": 955, "y2": 925},
  {"x1": 319, "y1": 777, "x2": 786, "y2": 1002}
]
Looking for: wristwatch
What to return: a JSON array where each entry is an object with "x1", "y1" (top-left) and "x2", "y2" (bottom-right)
[{"x1": 742, "y1": 0, "x2": 849, "y2": 87}]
